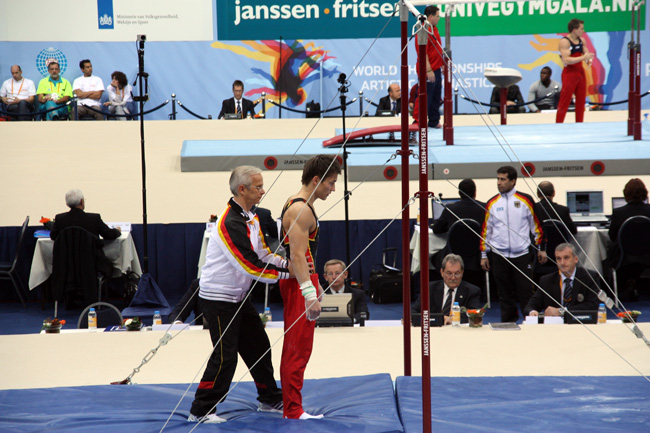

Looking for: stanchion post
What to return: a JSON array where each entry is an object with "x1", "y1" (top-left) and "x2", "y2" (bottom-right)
[
  {"x1": 170, "y1": 94, "x2": 176, "y2": 120},
  {"x1": 261, "y1": 92, "x2": 266, "y2": 118},
  {"x1": 359, "y1": 90, "x2": 364, "y2": 117}
]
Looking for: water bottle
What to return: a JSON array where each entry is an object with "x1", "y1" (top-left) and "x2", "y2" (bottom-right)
[
  {"x1": 598, "y1": 303, "x2": 607, "y2": 324},
  {"x1": 88, "y1": 307, "x2": 97, "y2": 331},
  {"x1": 451, "y1": 302, "x2": 461, "y2": 327},
  {"x1": 153, "y1": 311, "x2": 162, "y2": 326},
  {"x1": 264, "y1": 307, "x2": 272, "y2": 322}
]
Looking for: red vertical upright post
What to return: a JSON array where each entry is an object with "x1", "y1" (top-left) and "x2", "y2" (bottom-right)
[
  {"x1": 627, "y1": 20, "x2": 635, "y2": 136},
  {"x1": 443, "y1": 6, "x2": 454, "y2": 145},
  {"x1": 417, "y1": 18, "x2": 432, "y2": 433},
  {"x1": 500, "y1": 87, "x2": 508, "y2": 125},
  {"x1": 399, "y1": 1, "x2": 412, "y2": 377}
]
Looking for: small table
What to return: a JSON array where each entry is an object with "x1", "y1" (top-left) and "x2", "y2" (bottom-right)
[
  {"x1": 28, "y1": 232, "x2": 142, "y2": 290},
  {"x1": 573, "y1": 226, "x2": 611, "y2": 275},
  {"x1": 409, "y1": 225, "x2": 448, "y2": 274}
]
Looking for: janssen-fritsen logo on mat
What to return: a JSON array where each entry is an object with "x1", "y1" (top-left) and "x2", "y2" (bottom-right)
[{"x1": 97, "y1": 0, "x2": 115, "y2": 29}]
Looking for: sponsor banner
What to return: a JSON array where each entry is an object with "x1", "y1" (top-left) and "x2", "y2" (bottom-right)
[
  {"x1": 217, "y1": 0, "x2": 646, "y2": 40},
  {"x1": 0, "y1": 0, "x2": 213, "y2": 42}
]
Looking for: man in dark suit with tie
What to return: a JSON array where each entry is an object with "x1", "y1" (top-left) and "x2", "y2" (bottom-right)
[
  {"x1": 375, "y1": 83, "x2": 401, "y2": 115},
  {"x1": 534, "y1": 181, "x2": 577, "y2": 235},
  {"x1": 323, "y1": 259, "x2": 369, "y2": 323},
  {"x1": 218, "y1": 80, "x2": 255, "y2": 119},
  {"x1": 412, "y1": 254, "x2": 481, "y2": 325},
  {"x1": 524, "y1": 243, "x2": 599, "y2": 317}
]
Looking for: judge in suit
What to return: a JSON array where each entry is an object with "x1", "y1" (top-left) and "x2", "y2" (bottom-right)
[
  {"x1": 607, "y1": 178, "x2": 650, "y2": 301},
  {"x1": 50, "y1": 189, "x2": 121, "y2": 242},
  {"x1": 375, "y1": 83, "x2": 401, "y2": 115},
  {"x1": 533, "y1": 181, "x2": 577, "y2": 235},
  {"x1": 412, "y1": 254, "x2": 482, "y2": 325},
  {"x1": 323, "y1": 259, "x2": 369, "y2": 322},
  {"x1": 524, "y1": 243, "x2": 599, "y2": 317},
  {"x1": 218, "y1": 79, "x2": 255, "y2": 119}
]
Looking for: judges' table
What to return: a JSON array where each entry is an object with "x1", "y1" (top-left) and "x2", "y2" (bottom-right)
[
  {"x1": 2, "y1": 322, "x2": 649, "y2": 390},
  {"x1": 28, "y1": 232, "x2": 142, "y2": 290}
]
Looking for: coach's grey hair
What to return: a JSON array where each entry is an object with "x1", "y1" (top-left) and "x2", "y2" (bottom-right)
[
  {"x1": 229, "y1": 166, "x2": 262, "y2": 195},
  {"x1": 65, "y1": 189, "x2": 84, "y2": 208},
  {"x1": 555, "y1": 242, "x2": 577, "y2": 256}
]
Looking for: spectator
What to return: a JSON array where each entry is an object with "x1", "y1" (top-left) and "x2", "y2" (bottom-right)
[
  {"x1": 104, "y1": 71, "x2": 132, "y2": 120},
  {"x1": 0, "y1": 65, "x2": 36, "y2": 120},
  {"x1": 218, "y1": 80, "x2": 255, "y2": 119},
  {"x1": 480, "y1": 166, "x2": 546, "y2": 322},
  {"x1": 489, "y1": 84, "x2": 525, "y2": 114},
  {"x1": 73, "y1": 59, "x2": 104, "y2": 120},
  {"x1": 534, "y1": 181, "x2": 577, "y2": 235},
  {"x1": 323, "y1": 259, "x2": 369, "y2": 323},
  {"x1": 36, "y1": 62, "x2": 73, "y2": 120},
  {"x1": 528, "y1": 66, "x2": 561, "y2": 112},
  {"x1": 524, "y1": 243, "x2": 599, "y2": 317},
  {"x1": 412, "y1": 254, "x2": 481, "y2": 325}
]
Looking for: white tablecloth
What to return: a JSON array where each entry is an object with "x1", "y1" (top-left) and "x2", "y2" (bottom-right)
[
  {"x1": 409, "y1": 225, "x2": 610, "y2": 275},
  {"x1": 28, "y1": 232, "x2": 142, "y2": 290},
  {"x1": 409, "y1": 225, "x2": 447, "y2": 274}
]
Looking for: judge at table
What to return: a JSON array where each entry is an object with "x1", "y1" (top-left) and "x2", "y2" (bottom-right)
[{"x1": 50, "y1": 189, "x2": 121, "y2": 242}]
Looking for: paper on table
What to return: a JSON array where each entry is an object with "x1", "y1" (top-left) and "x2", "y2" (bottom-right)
[
  {"x1": 543, "y1": 316, "x2": 564, "y2": 325},
  {"x1": 524, "y1": 316, "x2": 539, "y2": 325}
]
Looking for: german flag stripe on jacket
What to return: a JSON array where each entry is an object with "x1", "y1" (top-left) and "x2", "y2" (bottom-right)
[
  {"x1": 480, "y1": 189, "x2": 543, "y2": 258},
  {"x1": 199, "y1": 198, "x2": 289, "y2": 303}
]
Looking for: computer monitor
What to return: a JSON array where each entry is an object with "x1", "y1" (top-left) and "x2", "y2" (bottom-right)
[
  {"x1": 432, "y1": 198, "x2": 461, "y2": 220},
  {"x1": 566, "y1": 190, "x2": 604, "y2": 216},
  {"x1": 611, "y1": 197, "x2": 626, "y2": 210},
  {"x1": 612, "y1": 196, "x2": 648, "y2": 209}
]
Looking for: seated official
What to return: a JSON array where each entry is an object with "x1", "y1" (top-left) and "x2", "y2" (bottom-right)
[
  {"x1": 412, "y1": 254, "x2": 481, "y2": 325},
  {"x1": 50, "y1": 189, "x2": 121, "y2": 276},
  {"x1": 218, "y1": 79, "x2": 255, "y2": 119},
  {"x1": 323, "y1": 259, "x2": 369, "y2": 323},
  {"x1": 608, "y1": 178, "x2": 650, "y2": 301},
  {"x1": 170, "y1": 279, "x2": 207, "y2": 328},
  {"x1": 376, "y1": 83, "x2": 401, "y2": 115},
  {"x1": 534, "y1": 180, "x2": 577, "y2": 235},
  {"x1": 489, "y1": 84, "x2": 525, "y2": 114},
  {"x1": 524, "y1": 243, "x2": 599, "y2": 317}
]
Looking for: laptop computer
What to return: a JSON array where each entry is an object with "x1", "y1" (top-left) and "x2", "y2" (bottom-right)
[
  {"x1": 315, "y1": 293, "x2": 354, "y2": 327},
  {"x1": 566, "y1": 190, "x2": 607, "y2": 224},
  {"x1": 432, "y1": 197, "x2": 461, "y2": 220},
  {"x1": 564, "y1": 310, "x2": 598, "y2": 324}
]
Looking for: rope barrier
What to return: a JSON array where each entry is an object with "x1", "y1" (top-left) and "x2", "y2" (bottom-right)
[
  {"x1": 588, "y1": 90, "x2": 650, "y2": 106},
  {"x1": 176, "y1": 100, "x2": 209, "y2": 120},
  {"x1": 459, "y1": 91, "x2": 557, "y2": 109},
  {"x1": 0, "y1": 100, "x2": 72, "y2": 118},
  {"x1": 267, "y1": 98, "x2": 357, "y2": 115},
  {"x1": 80, "y1": 100, "x2": 170, "y2": 119}
]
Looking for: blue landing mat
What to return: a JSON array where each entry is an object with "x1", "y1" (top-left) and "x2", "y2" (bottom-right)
[
  {"x1": 0, "y1": 374, "x2": 403, "y2": 433},
  {"x1": 396, "y1": 376, "x2": 650, "y2": 433}
]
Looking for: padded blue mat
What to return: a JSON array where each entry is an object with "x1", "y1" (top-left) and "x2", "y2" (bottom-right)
[
  {"x1": 396, "y1": 376, "x2": 650, "y2": 433},
  {"x1": 0, "y1": 374, "x2": 403, "y2": 433}
]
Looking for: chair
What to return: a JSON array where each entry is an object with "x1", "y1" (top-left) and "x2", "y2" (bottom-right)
[
  {"x1": 612, "y1": 216, "x2": 650, "y2": 307},
  {"x1": 78, "y1": 302, "x2": 124, "y2": 329},
  {"x1": 533, "y1": 219, "x2": 572, "y2": 281},
  {"x1": 0, "y1": 216, "x2": 30, "y2": 306},
  {"x1": 51, "y1": 226, "x2": 106, "y2": 310},
  {"x1": 446, "y1": 219, "x2": 491, "y2": 307}
]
